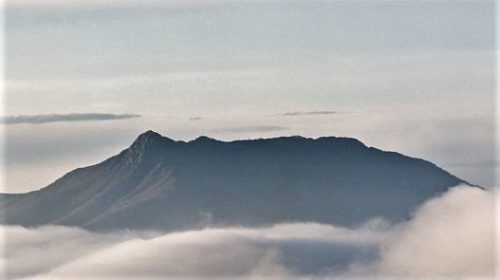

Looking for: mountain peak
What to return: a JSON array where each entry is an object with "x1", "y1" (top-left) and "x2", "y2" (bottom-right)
[
  {"x1": 129, "y1": 130, "x2": 173, "y2": 152},
  {"x1": 137, "y1": 130, "x2": 162, "y2": 141}
]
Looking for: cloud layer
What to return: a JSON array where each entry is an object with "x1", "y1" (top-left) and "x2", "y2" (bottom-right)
[
  {"x1": 1, "y1": 185, "x2": 495, "y2": 279},
  {"x1": 1, "y1": 113, "x2": 141, "y2": 125},
  {"x1": 374, "y1": 185, "x2": 495, "y2": 276}
]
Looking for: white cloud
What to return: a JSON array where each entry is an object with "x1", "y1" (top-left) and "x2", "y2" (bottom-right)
[
  {"x1": 0, "y1": 184, "x2": 495, "y2": 279},
  {"x1": 376, "y1": 185, "x2": 495, "y2": 276},
  {"x1": 0, "y1": 226, "x2": 157, "y2": 279}
]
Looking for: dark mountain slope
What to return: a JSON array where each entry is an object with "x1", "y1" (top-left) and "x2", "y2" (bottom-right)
[{"x1": 0, "y1": 130, "x2": 466, "y2": 231}]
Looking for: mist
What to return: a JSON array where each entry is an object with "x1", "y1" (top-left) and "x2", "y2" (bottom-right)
[{"x1": 0, "y1": 184, "x2": 494, "y2": 279}]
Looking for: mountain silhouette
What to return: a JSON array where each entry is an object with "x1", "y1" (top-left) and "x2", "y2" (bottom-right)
[{"x1": 0, "y1": 130, "x2": 467, "y2": 231}]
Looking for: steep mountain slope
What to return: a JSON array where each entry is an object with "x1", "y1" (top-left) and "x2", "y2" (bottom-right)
[{"x1": 0, "y1": 131, "x2": 466, "y2": 231}]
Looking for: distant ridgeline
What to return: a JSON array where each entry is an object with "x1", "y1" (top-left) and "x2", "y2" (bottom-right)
[{"x1": 0, "y1": 131, "x2": 468, "y2": 231}]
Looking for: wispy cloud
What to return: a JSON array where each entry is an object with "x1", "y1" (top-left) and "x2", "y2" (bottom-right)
[
  {"x1": 210, "y1": 125, "x2": 287, "y2": 134},
  {"x1": 279, "y1": 110, "x2": 339, "y2": 117},
  {"x1": 7, "y1": 0, "x2": 230, "y2": 13},
  {"x1": 1, "y1": 113, "x2": 141, "y2": 125},
  {"x1": 189, "y1": 117, "x2": 203, "y2": 122}
]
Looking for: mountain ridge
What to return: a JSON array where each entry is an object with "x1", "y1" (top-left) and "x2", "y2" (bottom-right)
[{"x1": 0, "y1": 130, "x2": 467, "y2": 231}]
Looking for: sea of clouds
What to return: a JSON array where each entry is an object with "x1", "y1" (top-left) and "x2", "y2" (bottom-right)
[{"x1": 0, "y1": 184, "x2": 496, "y2": 279}]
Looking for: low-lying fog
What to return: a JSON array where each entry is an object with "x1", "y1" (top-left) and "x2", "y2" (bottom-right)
[{"x1": 1, "y1": 185, "x2": 495, "y2": 279}]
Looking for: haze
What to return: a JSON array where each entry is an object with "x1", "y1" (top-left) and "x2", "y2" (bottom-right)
[{"x1": 3, "y1": 0, "x2": 495, "y2": 192}]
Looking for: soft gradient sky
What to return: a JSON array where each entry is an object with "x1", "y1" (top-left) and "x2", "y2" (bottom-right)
[{"x1": 2, "y1": 0, "x2": 496, "y2": 192}]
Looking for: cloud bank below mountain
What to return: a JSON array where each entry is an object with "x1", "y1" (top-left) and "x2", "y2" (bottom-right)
[{"x1": 1, "y1": 185, "x2": 495, "y2": 279}]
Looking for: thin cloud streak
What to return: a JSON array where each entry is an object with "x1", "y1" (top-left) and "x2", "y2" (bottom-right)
[
  {"x1": 279, "y1": 111, "x2": 340, "y2": 117},
  {"x1": 6, "y1": 0, "x2": 221, "y2": 11},
  {"x1": 2, "y1": 113, "x2": 141, "y2": 125}
]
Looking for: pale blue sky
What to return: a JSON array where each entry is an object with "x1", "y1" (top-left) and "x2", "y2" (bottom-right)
[{"x1": 3, "y1": 0, "x2": 496, "y2": 192}]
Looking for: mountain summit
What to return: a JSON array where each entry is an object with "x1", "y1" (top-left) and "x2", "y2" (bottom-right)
[
  {"x1": 0, "y1": 131, "x2": 466, "y2": 231},
  {"x1": 129, "y1": 130, "x2": 173, "y2": 152},
  {"x1": 134, "y1": 130, "x2": 164, "y2": 144}
]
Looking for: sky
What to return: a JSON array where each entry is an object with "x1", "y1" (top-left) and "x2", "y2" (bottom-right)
[{"x1": 2, "y1": 0, "x2": 496, "y2": 192}]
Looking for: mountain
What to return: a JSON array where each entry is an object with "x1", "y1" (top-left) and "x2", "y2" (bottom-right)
[{"x1": 0, "y1": 130, "x2": 467, "y2": 231}]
